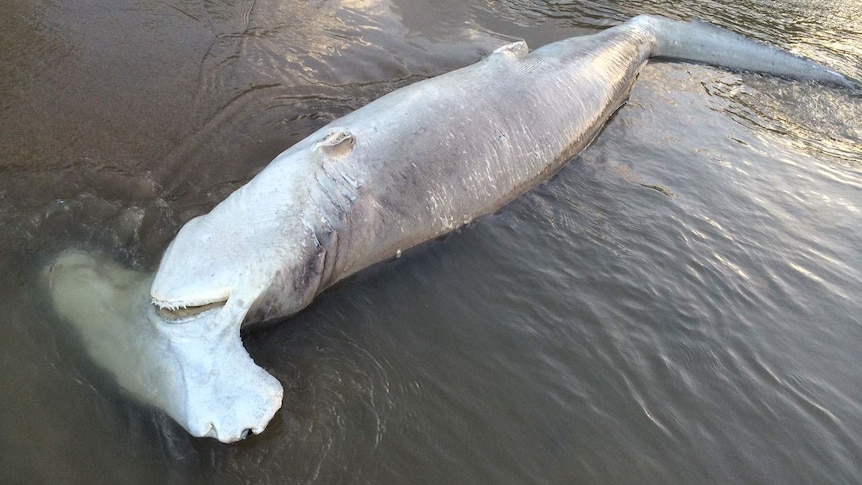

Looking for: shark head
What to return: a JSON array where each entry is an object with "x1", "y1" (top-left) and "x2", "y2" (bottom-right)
[
  {"x1": 44, "y1": 128, "x2": 359, "y2": 441},
  {"x1": 45, "y1": 165, "x2": 324, "y2": 442}
]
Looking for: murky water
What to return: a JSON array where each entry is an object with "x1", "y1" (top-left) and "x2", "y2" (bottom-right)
[{"x1": 1, "y1": 0, "x2": 861, "y2": 483}]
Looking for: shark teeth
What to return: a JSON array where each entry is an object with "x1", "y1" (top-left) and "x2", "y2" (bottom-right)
[{"x1": 152, "y1": 298, "x2": 228, "y2": 319}]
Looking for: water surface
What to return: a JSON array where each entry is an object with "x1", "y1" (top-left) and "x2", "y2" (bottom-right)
[{"x1": 1, "y1": 0, "x2": 860, "y2": 483}]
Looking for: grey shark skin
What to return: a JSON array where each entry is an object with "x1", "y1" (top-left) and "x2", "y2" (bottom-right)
[
  {"x1": 151, "y1": 15, "x2": 854, "y2": 323},
  {"x1": 48, "y1": 15, "x2": 855, "y2": 443}
]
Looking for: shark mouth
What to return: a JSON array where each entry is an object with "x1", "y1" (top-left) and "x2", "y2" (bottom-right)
[{"x1": 153, "y1": 298, "x2": 228, "y2": 320}]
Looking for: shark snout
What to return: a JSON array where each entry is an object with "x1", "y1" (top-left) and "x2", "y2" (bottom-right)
[{"x1": 182, "y1": 366, "x2": 283, "y2": 443}]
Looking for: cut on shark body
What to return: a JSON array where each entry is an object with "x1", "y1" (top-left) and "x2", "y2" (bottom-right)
[{"x1": 47, "y1": 15, "x2": 857, "y2": 442}]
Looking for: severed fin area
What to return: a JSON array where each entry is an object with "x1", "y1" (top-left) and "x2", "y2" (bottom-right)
[
  {"x1": 313, "y1": 128, "x2": 356, "y2": 158},
  {"x1": 42, "y1": 250, "x2": 283, "y2": 443},
  {"x1": 491, "y1": 40, "x2": 529, "y2": 58}
]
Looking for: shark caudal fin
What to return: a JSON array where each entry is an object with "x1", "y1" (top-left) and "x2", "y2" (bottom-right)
[{"x1": 629, "y1": 15, "x2": 858, "y2": 89}]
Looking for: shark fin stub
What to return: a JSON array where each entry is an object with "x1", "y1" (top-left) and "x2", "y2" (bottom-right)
[
  {"x1": 492, "y1": 40, "x2": 529, "y2": 58},
  {"x1": 314, "y1": 129, "x2": 356, "y2": 158}
]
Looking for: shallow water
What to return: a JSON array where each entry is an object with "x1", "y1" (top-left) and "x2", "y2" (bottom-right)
[{"x1": 1, "y1": 0, "x2": 861, "y2": 483}]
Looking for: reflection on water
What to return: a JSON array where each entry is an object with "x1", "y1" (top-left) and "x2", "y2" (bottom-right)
[{"x1": 1, "y1": 0, "x2": 861, "y2": 483}]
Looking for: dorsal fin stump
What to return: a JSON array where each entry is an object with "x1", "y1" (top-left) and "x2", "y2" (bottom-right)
[
  {"x1": 314, "y1": 129, "x2": 355, "y2": 158},
  {"x1": 491, "y1": 40, "x2": 529, "y2": 58}
]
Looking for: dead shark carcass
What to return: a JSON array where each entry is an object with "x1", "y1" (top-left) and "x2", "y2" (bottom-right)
[{"x1": 46, "y1": 15, "x2": 857, "y2": 442}]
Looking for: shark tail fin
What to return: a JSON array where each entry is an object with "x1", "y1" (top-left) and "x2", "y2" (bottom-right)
[{"x1": 629, "y1": 15, "x2": 858, "y2": 89}]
